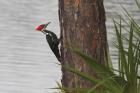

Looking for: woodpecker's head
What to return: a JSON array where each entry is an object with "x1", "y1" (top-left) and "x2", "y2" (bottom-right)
[{"x1": 35, "y1": 22, "x2": 51, "y2": 32}]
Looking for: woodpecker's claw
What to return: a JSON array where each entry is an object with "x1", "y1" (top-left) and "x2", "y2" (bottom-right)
[{"x1": 59, "y1": 36, "x2": 62, "y2": 43}]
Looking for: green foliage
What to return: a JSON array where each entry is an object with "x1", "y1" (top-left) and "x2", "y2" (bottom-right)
[
  {"x1": 56, "y1": 0, "x2": 140, "y2": 93},
  {"x1": 113, "y1": 19, "x2": 140, "y2": 93}
]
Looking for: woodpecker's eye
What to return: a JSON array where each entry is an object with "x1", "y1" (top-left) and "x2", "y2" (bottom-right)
[{"x1": 35, "y1": 25, "x2": 45, "y2": 31}]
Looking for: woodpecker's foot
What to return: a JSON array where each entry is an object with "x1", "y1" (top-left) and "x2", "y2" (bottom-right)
[{"x1": 59, "y1": 36, "x2": 63, "y2": 43}]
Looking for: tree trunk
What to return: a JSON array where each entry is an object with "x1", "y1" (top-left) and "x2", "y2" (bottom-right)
[{"x1": 59, "y1": 0, "x2": 107, "y2": 91}]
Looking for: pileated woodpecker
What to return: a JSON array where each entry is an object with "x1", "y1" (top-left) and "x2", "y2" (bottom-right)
[{"x1": 35, "y1": 22, "x2": 61, "y2": 62}]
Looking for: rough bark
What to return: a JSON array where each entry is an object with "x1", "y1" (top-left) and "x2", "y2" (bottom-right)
[{"x1": 59, "y1": 0, "x2": 107, "y2": 91}]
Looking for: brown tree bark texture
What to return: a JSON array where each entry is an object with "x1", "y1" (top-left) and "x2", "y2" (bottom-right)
[{"x1": 59, "y1": 0, "x2": 107, "y2": 90}]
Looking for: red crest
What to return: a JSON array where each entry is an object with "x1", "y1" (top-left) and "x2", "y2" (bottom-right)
[{"x1": 35, "y1": 24, "x2": 45, "y2": 31}]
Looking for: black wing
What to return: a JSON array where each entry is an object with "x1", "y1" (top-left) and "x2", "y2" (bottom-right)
[{"x1": 46, "y1": 34, "x2": 60, "y2": 61}]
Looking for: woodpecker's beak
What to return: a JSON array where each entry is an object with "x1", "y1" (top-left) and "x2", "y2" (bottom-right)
[
  {"x1": 41, "y1": 22, "x2": 51, "y2": 34},
  {"x1": 44, "y1": 22, "x2": 51, "y2": 29}
]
